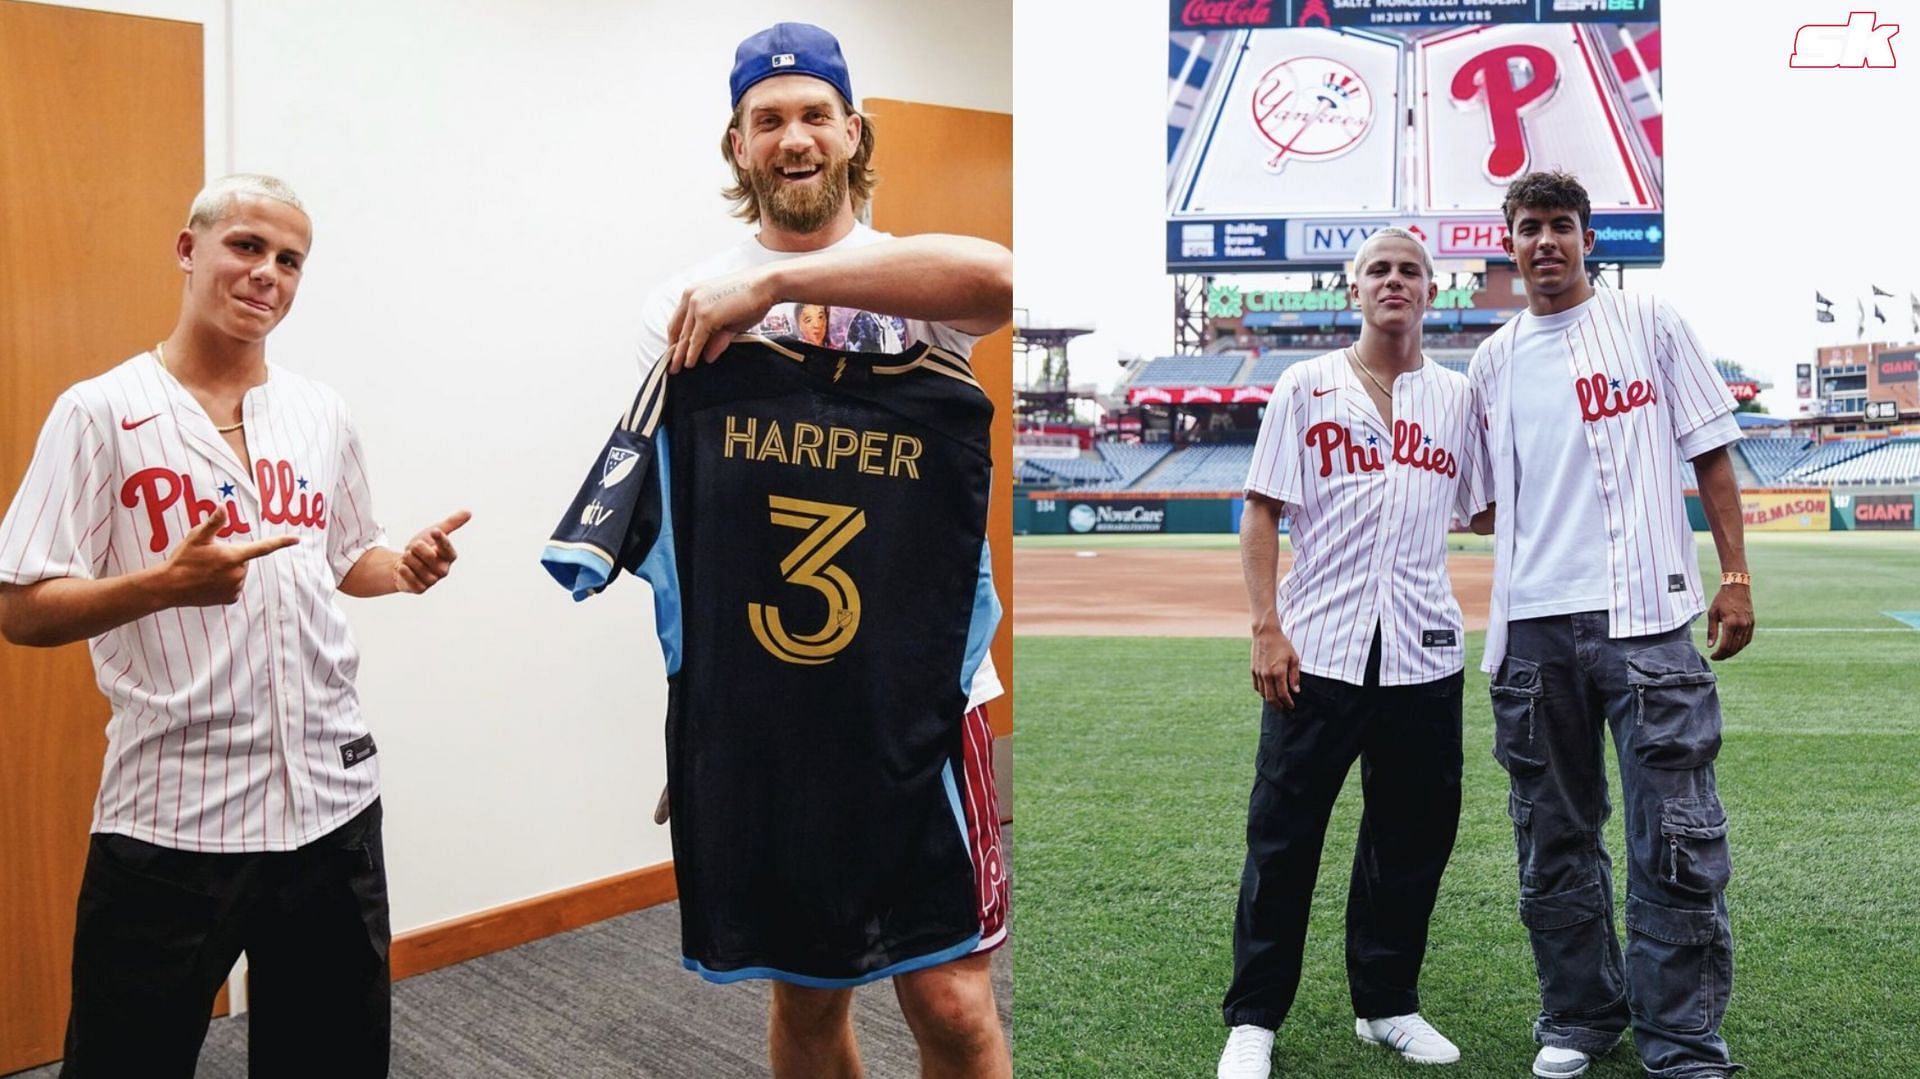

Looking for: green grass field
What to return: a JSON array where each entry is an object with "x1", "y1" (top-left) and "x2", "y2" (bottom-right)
[{"x1": 1012, "y1": 532, "x2": 1920, "y2": 1076}]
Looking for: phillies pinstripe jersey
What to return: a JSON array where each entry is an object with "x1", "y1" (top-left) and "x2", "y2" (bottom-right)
[
  {"x1": 0, "y1": 352, "x2": 387, "y2": 852},
  {"x1": 1245, "y1": 350, "x2": 1486, "y2": 686},
  {"x1": 541, "y1": 334, "x2": 1000, "y2": 986},
  {"x1": 1467, "y1": 289, "x2": 1740, "y2": 673}
]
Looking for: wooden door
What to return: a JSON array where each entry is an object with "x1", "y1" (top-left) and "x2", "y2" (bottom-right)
[
  {"x1": 0, "y1": 2, "x2": 203, "y2": 1070},
  {"x1": 865, "y1": 99, "x2": 1014, "y2": 811}
]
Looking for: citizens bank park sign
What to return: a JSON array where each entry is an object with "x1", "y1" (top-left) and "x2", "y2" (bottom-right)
[{"x1": 1168, "y1": 0, "x2": 1664, "y2": 270}]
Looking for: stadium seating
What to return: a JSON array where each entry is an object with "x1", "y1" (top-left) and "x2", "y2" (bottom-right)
[
  {"x1": 1791, "y1": 438, "x2": 1920, "y2": 485},
  {"x1": 1016, "y1": 443, "x2": 1172, "y2": 490},
  {"x1": 1095, "y1": 442, "x2": 1171, "y2": 486},
  {"x1": 1783, "y1": 439, "x2": 1889, "y2": 481},
  {"x1": 1130, "y1": 354, "x2": 1246, "y2": 386},
  {"x1": 1736, "y1": 439, "x2": 1813, "y2": 484},
  {"x1": 1136, "y1": 444, "x2": 1256, "y2": 491},
  {"x1": 1244, "y1": 351, "x2": 1320, "y2": 387}
]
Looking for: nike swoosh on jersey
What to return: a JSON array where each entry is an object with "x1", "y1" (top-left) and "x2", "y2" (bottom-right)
[
  {"x1": 121, "y1": 413, "x2": 163, "y2": 430},
  {"x1": 1311, "y1": 387, "x2": 1335, "y2": 397}
]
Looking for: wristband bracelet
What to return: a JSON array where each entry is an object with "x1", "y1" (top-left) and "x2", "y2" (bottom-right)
[{"x1": 1721, "y1": 572, "x2": 1751, "y2": 587}]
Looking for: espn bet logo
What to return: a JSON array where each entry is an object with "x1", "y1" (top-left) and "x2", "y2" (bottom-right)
[{"x1": 1791, "y1": 12, "x2": 1899, "y2": 67}]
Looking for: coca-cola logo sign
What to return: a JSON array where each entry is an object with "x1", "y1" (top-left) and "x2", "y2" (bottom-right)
[{"x1": 1173, "y1": 0, "x2": 1283, "y2": 30}]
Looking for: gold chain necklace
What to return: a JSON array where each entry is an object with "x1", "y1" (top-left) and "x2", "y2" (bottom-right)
[
  {"x1": 155, "y1": 342, "x2": 246, "y2": 434},
  {"x1": 1346, "y1": 347, "x2": 1397, "y2": 399}
]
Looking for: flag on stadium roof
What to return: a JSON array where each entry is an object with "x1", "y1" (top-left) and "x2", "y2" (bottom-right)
[
  {"x1": 1873, "y1": 284, "x2": 1894, "y2": 297},
  {"x1": 1875, "y1": 304, "x2": 1887, "y2": 323}
]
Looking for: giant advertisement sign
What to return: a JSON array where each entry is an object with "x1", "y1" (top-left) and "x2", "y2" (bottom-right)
[
  {"x1": 1873, "y1": 346, "x2": 1920, "y2": 416},
  {"x1": 1851, "y1": 494, "x2": 1916, "y2": 531},
  {"x1": 1168, "y1": 0, "x2": 1663, "y2": 270}
]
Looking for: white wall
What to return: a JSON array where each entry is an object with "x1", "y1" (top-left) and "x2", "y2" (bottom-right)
[{"x1": 55, "y1": 0, "x2": 1008, "y2": 933}]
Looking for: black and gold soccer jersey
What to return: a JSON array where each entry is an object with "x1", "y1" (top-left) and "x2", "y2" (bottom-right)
[{"x1": 542, "y1": 335, "x2": 999, "y2": 987}]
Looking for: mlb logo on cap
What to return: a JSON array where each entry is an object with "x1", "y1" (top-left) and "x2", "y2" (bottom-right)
[{"x1": 731, "y1": 22, "x2": 853, "y2": 107}]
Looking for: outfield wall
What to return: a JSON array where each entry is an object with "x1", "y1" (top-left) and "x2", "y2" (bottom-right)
[
  {"x1": 1019, "y1": 487, "x2": 1920, "y2": 535},
  {"x1": 1016, "y1": 490, "x2": 1248, "y2": 535}
]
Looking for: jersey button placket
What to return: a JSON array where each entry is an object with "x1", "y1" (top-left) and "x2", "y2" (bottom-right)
[{"x1": 1376, "y1": 462, "x2": 1400, "y2": 680}]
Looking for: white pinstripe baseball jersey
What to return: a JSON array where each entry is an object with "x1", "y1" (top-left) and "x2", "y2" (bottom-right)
[
  {"x1": 1245, "y1": 350, "x2": 1487, "y2": 687},
  {"x1": 0, "y1": 351, "x2": 388, "y2": 852},
  {"x1": 1467, "y1": 288, "x2": 1741, "y2": 674}
]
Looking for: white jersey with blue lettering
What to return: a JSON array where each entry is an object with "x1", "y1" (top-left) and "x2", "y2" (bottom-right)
[
  {"x1": 0, "y1": 352, "x2": 387, "y2": 852},
  {"x1": 1244, "y1": 350, "x2": 1486, "y2": 687}
]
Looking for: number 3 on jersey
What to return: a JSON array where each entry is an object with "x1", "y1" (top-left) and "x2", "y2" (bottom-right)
[{"x1": 748, "y1": 496, "x2": 867, "y2": 665}]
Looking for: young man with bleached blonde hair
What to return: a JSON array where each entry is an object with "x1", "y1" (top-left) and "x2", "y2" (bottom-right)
[
  {"x1": 1219, "y1": 227, "x2": 1485, "y2": 1078},
  {"x1": 0, "y1": 173, "x2": 468, "y2": 1078}
]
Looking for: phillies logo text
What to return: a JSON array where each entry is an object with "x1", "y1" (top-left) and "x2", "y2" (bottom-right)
[
  {"x1": 1791, "y1": 13, "x2": 1899, "y2": 67},
  {"x1": 122, "y1": 471, "x2": 253, "y2": 552},
  {"x1": 122, "y1": 459, "x2": 325, "y2": 551},
  {"x1": 1576, "y1": 373, "x2": 1658, "y2": 423},
  {"x1": 1306, "y1": 421, "x2": 1459, "y2": 478}
]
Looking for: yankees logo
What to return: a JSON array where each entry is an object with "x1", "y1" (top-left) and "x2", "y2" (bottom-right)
[
  {"x1": 1576, "y1": 372, "x2": 1659, "y2": 423},
  {"x1": 1249, "y1": 57, "x2": 1372, "y2": 173},
  {"x1": 122, "y1": 468, "x2": 255, "y2": 552},
  {"x1": 1449, "y1": 44, "x2": 1559, "y2": 182}
]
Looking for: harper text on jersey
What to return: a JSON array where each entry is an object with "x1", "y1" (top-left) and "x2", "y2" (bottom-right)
[{"x1": 723, "y1": 415, "x2": 923, "y2": 479}]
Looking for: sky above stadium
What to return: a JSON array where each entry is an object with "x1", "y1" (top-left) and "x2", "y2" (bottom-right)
[{"x1": 1014, "y1": 1, "x2": 1920, "y2": 416}]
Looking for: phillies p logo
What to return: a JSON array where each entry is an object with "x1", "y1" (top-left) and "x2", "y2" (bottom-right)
[{"x1": 1449, "y1": 44, "x2": 1558, "y2": 183}]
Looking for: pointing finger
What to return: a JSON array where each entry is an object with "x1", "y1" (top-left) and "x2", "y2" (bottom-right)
[
  {"x1": 437, "y1": 510, "x2": 472, "y2": 535},
  {"x1": 184, "y1": 508, "x2": 229, "y2": 544},
  {"x1": 233, "y1": 535, "x2": 300, "y2": 561}
]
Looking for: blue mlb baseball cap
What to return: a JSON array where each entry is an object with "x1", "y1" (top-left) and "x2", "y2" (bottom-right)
[{"x1": 730, "y1": 22, "x2": 853, "y2": 109}]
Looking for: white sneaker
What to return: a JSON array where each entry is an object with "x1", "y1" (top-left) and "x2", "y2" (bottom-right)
[
  {"x1": 1217, "y1": 1024, "x2": 1275, "y2": 1079},
  {"x1": 1531, "y1": 1045, "x2": 1592, "y2": 1078},
  {"x1": 1356, "y1": 1013, "x2": 1460, "y2": 1064}
]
